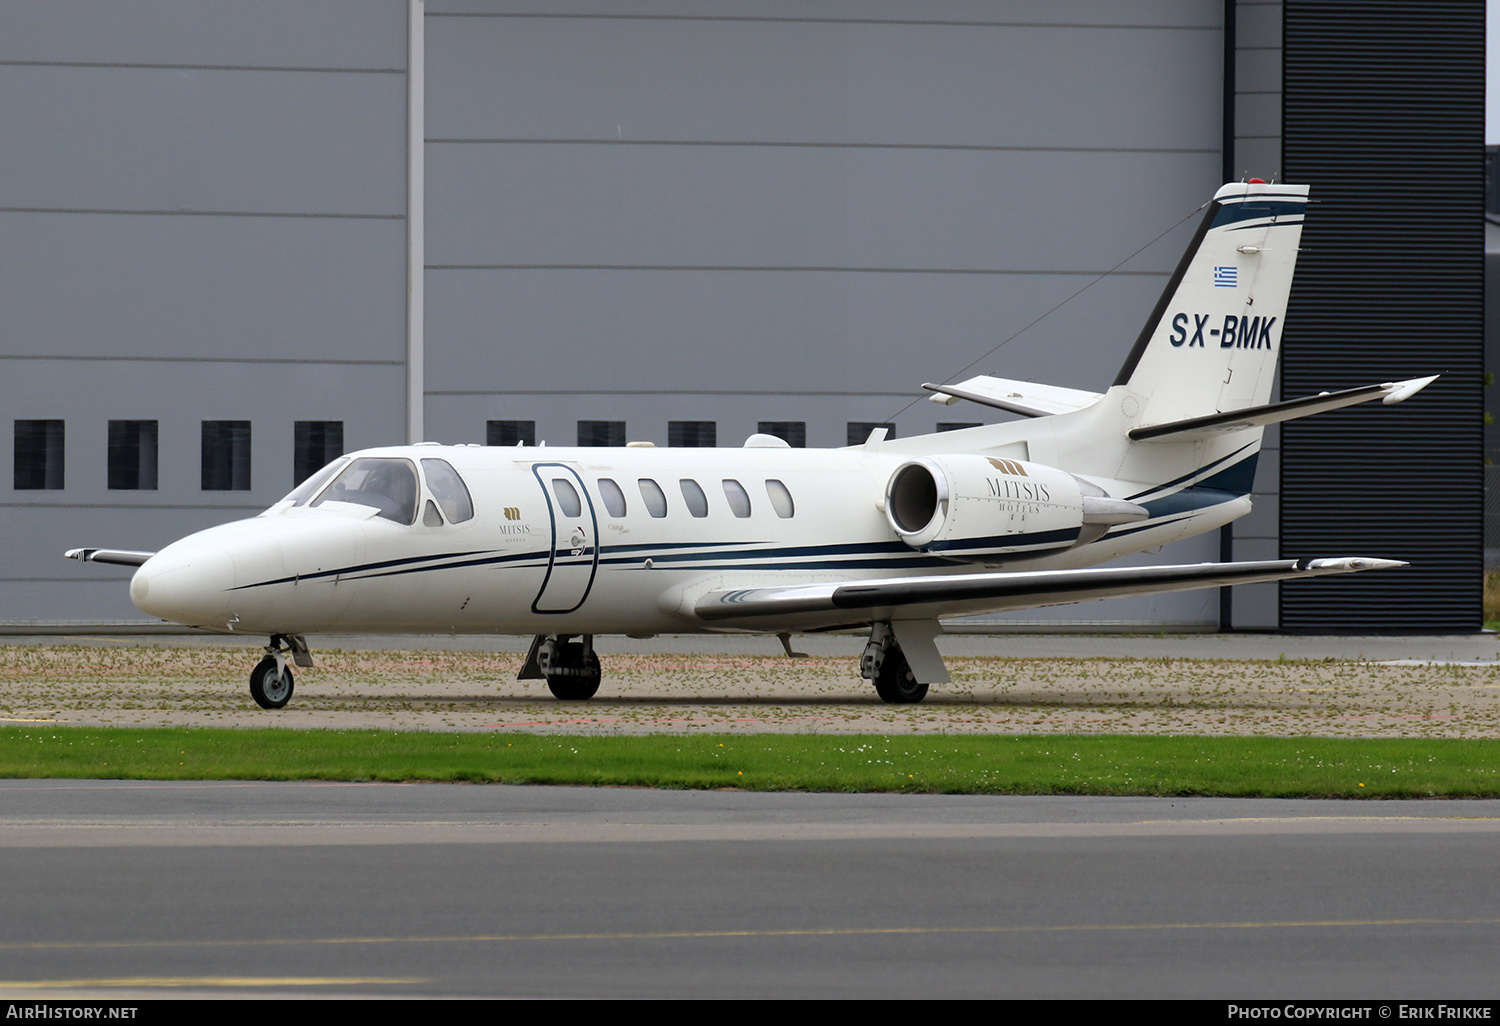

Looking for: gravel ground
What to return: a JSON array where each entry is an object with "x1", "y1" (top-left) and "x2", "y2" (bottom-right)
[{"x1": 2, "y1": 640, "x2": 1499, "y2": 736}]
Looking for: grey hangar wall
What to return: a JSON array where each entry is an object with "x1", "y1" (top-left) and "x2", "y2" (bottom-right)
[{"x1": 0, "y1": 1, "x2": 1480, "y2": 633}]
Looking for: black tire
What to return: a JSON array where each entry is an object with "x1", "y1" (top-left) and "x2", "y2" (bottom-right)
[
  {"x1": 249, "y1": 655, "x2": 295, "y2": 710},
  {"x1": 545, "y1": 642, "x2": 601, "y2": 701},
  {"x1": 873, "y1": 648, "x2": 928, "y2": 704}
]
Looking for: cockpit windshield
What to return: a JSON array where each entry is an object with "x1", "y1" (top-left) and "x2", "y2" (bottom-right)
[
  {"x1": 279, "y1": 457, "x2": 349, "y2": 508},
  {"x1": 309, "y1": 457, "x2": 419, "y2": 524}
]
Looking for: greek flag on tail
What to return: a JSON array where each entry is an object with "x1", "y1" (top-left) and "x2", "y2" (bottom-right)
[{"x1": 1213, "y1": 266, "x2": 1237, "y2": 287}]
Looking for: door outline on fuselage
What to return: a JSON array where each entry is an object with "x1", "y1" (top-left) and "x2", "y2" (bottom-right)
[{"x1": 529, "y1": 462, "x2": 601, "y2": 614}]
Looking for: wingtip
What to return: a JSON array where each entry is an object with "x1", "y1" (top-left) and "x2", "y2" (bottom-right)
[{"x1": 1305, "y1": 557, "x2": 1408, "y2": 572}]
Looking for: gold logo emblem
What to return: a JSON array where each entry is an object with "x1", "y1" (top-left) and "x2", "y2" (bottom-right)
[
  {"x1": 985, "y1": 458, "x2": 1027, "y2": 476},
  {"x1": 504, "y1": 507, "x2": 521, "y2": 521}
]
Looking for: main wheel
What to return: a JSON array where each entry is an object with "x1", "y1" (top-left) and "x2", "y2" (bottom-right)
[
  {"x1": 249, "y1": 655, "x2": 295, "y2": 709},
  {"x1": 545, "y1": 642, "x2": 601, "y2": 701},
  {"x1": 873, "y1": 648, "x2": 928, "y2": 704}
]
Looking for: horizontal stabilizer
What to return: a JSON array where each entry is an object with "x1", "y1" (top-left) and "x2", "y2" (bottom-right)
[
  {"x1": 1129, "y1": 375, "x2": 1439, "y2": 442},
  {"x1": 923, "y1": 375, "x2": 1103, "y2": 418},
  {"x1": 64, "y1": 548, "x2": 155, "y2": 567},
  {"x1": 695, "y1": 557, "x2": 1404, "y2": 629}
]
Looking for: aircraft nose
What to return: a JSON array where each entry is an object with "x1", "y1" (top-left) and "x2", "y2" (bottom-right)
[{"x1": 130, "y1": 549, "x2": 237, "y2": 627}]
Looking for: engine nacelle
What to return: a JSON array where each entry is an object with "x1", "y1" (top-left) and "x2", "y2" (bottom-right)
[{"x1": 884, "y1": 455, "x2": 1147, "y2": 562}]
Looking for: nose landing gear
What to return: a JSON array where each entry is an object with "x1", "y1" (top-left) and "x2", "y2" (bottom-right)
[{"x1": 249, "y1": 635, "x2": 313, "y2": 710}]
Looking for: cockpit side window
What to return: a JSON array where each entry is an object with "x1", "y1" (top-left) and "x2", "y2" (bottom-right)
[
  {"x1": 310, "y1": 457, "x2": 419, "y2": 524},
  {"x1": 281, "y1": 457, "x2": 348, "y2": 507},
  {"x1": 421, "y1": 458, "x2": 475, "y2": 523}
]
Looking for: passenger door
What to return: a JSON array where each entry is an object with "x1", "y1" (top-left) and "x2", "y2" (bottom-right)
[{"x1": 529, "y1": 463, "x2": 600, "y2": 614}]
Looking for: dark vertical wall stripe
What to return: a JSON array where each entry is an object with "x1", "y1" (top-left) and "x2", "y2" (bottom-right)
[{"x1": 1279, "y1": 0, "x2": 1483, "y2": 630}]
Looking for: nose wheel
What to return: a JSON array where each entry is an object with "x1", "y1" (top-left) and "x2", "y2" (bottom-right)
[
  {"x1": 249, "y1": 654, "x2": 294, "y2": 709},
  {"x1": 248, "y1": 634, "x2": 312, "y2": 709}
]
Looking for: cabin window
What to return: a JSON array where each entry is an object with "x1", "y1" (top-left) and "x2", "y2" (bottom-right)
[
  {"x1": 294, "y1": 421, "x2": 343, "y2": 486},
  {"x1": 638, "y1": 478, "x2": 668, "y2": 518},
  {"x1": 757, "y1": 421, "x2": 805, "y2": 447},
  {"x1": 108, "y1": 420, "x2": 157, "y2": 490},
  {"x1": 766, "y1": 479, "x2": 795, "y2": 518},
  {"x1": 551, "y1": 478, "x2": 583, "y2": 518},
  {"x1": 202, "y1": 421, "x2": 252, "y2": 491},
  {"x1": 422, "y1": 458, "x2": 474, "y2": 523},
  {"x1": 680, "y1": 479, "x2": 709, "y2": 517},
  {"x1": 598, "y1": 478, "x2": 627, "y2": 518},
  {"x1": 282, "y1": 456, "x2": 348, "y2": 506},
  {"x1": 311, "y1": 457, "x2": 418, "y2": 524},
  {"x1": 722, "y1": 479, "x2": 751, "y2": 518},
  {"x1": 13, "y1": 420, "x2": 64, "y2": 490}
]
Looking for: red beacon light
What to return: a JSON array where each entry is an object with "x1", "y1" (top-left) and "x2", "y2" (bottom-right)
[{"x1": 1247, "y1": 177, "x2": 1267, "y2": 184}]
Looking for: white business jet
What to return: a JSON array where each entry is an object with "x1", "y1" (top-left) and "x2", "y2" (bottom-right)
[{"x1": 68, "y1": 181, "x2": 1431, "y2": 709}]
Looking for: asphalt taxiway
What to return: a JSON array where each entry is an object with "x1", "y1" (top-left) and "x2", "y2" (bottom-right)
[{"x1": 2, "y1": 781, "x2": 1498, "y2": 999}]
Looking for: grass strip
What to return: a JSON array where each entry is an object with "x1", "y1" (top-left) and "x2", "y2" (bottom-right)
[{"x1": 2, "y1": 727, "x2": 1500, "y2": 796}]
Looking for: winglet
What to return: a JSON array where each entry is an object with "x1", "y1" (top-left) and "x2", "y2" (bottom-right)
[{"x1": 1380, "y1": 375, "x2": 1439, "y2": 405}]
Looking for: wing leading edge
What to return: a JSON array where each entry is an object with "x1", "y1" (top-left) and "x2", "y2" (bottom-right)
[{"x1": 693, "y1": 557, "x2": 1405, "y2": 630}]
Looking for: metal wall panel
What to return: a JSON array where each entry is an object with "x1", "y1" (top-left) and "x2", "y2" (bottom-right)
[
  {"x1": 0, "y1": 0, "x2": 405, "y2": 69},
  {"x1": 0, "y1": 66, "x2": 404, "y2": 215},
  {"x1": 426, "y1": 15, "x2": 1220, "y2": 148},
  {"x1": 0, "y1": 213, "x2": 406, "y2": 361},
  {"x1": 0, "y1": 1, "x2": 410, "y2": 626},
  {"x1": 1279, "y1": 0, "x2": 1484, "y2": 630},
  {"x1": 425, "y1": 268, "x2": 1171, "y2": 409},
  {"x1": 0, "y1": 361, "x2": 405, "y2": 624}
]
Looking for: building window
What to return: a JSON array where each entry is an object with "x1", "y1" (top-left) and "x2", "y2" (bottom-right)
[
  {"x1": 108, "y1": 420, "x2": 158, "y2": 490},
  {"x1": 758, "y1": 421, "x2": 806, "y2": 447},
  {"x1": 847, "y1": 422, "x2": 896, "y2": 446},
  {"x1": 487, "y1": 420, "x2": 535, "y2": 446},
  {"x1": 578, "y1": 420, "x2": 626, "y2": 447},
  {"x1": 13, "y1": 420, "x2": 64, "y2": 490},
  {"x1": 294, "y1": 421, "x2": 343, "y2": 486},
  {"x1": 937, "y1": 422, "x2": 981, "y2": 433},
  {"x1": 668, "y1": 421, "x2": 716, "y2": 447},
  {"x1": 202, "y1": 421, "x2": 251, "y2": 491}
]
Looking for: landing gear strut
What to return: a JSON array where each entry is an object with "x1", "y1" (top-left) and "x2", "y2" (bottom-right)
[
  {"x1": 249, "y1": 634, "x2": 313, "y2": 710},
  {"x1": 524, "y1": 634, "x2": 602, "y2": 700},
  {"x1": 861, "y1": 622, "x2": 929, "y2": 704}
]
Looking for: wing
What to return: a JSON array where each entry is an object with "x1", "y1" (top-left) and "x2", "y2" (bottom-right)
[
  {"x1": 64, "y1": 548, "x2": 156, "y2": 567},
  {"x1": 1129, "y1": 375, "x2": 1439, "y2": 442},
  {"x1": 692, "y1": 557, "x2": 1404, "y2": 631},
  {"x1": 923, "y1": 375, "x2": 1104, "y2": 417}
]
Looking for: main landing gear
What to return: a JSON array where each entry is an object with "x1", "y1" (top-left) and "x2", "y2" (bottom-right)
[
  {"x1": 249, "y1": 634, "x2": 314, "y2": 710},
  {"x1": 861, "y1": 623, "x2": 928, "y2": 704},
  {"x1": 520, "y1": 634, "x2": 602, "y2": 700}
]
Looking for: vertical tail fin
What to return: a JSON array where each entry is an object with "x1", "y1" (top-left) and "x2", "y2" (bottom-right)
[{"x1": 1113, "y1": 182, "x2": 1307, "y2": 428}]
